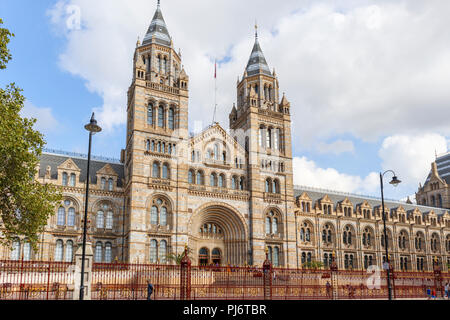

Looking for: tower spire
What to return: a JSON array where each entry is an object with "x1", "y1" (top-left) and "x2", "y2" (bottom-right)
[
  {"x1": 143, "y1": 0, "x2": 171, "y2": 47},
  {"x1": 245, "y1": 23, "x2": 271, "y2": 77},
  {"x1": 255, "y1": 20, "x2": 258, "y2": 39}
]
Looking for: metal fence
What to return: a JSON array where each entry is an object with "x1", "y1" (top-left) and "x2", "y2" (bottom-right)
[
  {"x1": 1, "y1": 259, "x2": 448, "y2": 300},
  {"x1": 0, "y1": 260, "x2": 74, "y2": 300}
]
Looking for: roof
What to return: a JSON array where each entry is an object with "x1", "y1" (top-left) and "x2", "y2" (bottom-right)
[
  {"x1": 294, "y1": 185, "x2": 448, "y2": 216},
  {"x1": 425, "y1": 152, "x2": 450, "y2": 185},
  {"x1": 38, "y1": 151, "x2": 125, "y2": 188},
  {"x1": 142, "y1": 1, "x2": 172, "y2": 47},
  {"x1": 245, "y1": 33, "x2": 272, "y2": 77}
]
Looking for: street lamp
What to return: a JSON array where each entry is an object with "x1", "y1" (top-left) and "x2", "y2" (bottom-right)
[
  {"x1": 380, "y1": 170, "x2": 401, "y2": 301},
  {"x1": 79, "y1": 113, "x2": 102, "y2": 300}
]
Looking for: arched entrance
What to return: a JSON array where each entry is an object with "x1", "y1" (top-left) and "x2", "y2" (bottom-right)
[{"x1": 189, "y1": 204, "x2": 248, "y2": 266}]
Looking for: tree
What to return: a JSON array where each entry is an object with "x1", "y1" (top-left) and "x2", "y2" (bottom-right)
[
  {"x1": 0, "y1": 18, "x2": 62, "y2": 249},
  {"x1": 166, "y1": 247, "x2": 193, "y2": 265},
  {"x1": 302, "y1": 261, "x2": 324, "y2": 270}
]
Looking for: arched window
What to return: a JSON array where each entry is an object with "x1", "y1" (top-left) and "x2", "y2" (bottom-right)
[
  {"x1": 153, "y1": 162, "x2": 160, "y2": 178},
  {"x1": 151, "y1": 206, "x2": 158, "y2": 225},
  {"x1": 97, "y1": 211, "x2": 104, "y2": 229},
  {"x1": 67, "y1": 208, "x2": 75, "y2": 227},
  {"x1": 232, "y1": 176, "x2": 237, "y2": 190},
  {"x1": 160, "y1": 207, "x2": 167, "y2": 226},
  {"x1": 23, "y1": 242, "x2": 31, "y2": 261},
  {"x1": 57, "y1": 207, "x2": 66, "y2": 226},
  {"x1": 11, "y1": 239, "x2": 20, "y2": 260},
  {"x1": 101, "y1": 177, "x2": 106, "y2": 190},
  {"x1": 106, "y1": 211, "x2": 113, "y2": 229},
  {"x1": 62, "y1": 172, "x2": 68, "y2": 186},
  {"x1": 65, "y1": 241, "x2": 73, "y2": 263},
  {"x1": 150, "y1": 240, "x2": 158, "y2": 263},
  {"x1": 95, "y1": 242, "x2": 103, "y2": 263},
  {"x1": 159, "y1": 240, "x2": 167, "y2": 263},
  {"x1": 259, "y1": 127, "x2": 264, "y2": 147},
  {"x1": 70, "y1": 174, "x2": 76, "y2": 187},
  {"x1": 105, "y1": 242, "x2": 112, "y2": 263},
  {"x1": 240, "y1": 177, "x2": 245, "y2": 190},
  {"x1": 162, "y1": 164, "x2": 169, "y2": 179},
  {"x1": 158, "y1": 106, "x2": 165, "y2": 128},
  {"x1": 196, "y1": 171, "x2": 204, "y2": 185},
  {"x1": 55, "y1": 240, "x2": 64, "y2": 262},
  {"x1": 188, "y1": 170, "x2": 194, "y2": 184},
  {"x1": 168, "y1": 108, "x2": 175, "y2": 130},
  {"x1": 108, "y1": 179, "x2": 114, "y2": 191},
  {"x1": 272, "y1": 218, "x2": 278, "y2": 235},
  {"x1": 266, "y1": 128, "x2": 272, "y2": 149},
  {"x1": 210, "y1": 173, "x2": 217, "y2": 187},
  {"x1": 273, "y1": 247, "x2": 280, "y2": 267},
  {"x1": 147, "y1": 103, "x2": 154, "y2": 125},
  {"x1": 265, "y1": 217, "x2": 271, "y2": 235},
  {"x1": 274, "y1": 129, "x2": 279, "y2": 150},
  {"x1": 265, "y1": 179, "x2": 271, "y2": 193}
]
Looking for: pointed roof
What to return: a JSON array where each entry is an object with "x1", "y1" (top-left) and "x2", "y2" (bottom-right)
[
  {"x1": 245, "y1": 26, "x2": 272, "y2": 77},
  {"x1": 142, "y1": 1, "x2": 172, "y2": 47}
]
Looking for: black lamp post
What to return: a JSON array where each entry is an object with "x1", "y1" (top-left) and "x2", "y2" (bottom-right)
[
  {"x1": 79, "y1": 113, "x2": 102, "y2": 301},
  {"x1": 380, "y1": 170, "x2": 401, "y2": 301}
]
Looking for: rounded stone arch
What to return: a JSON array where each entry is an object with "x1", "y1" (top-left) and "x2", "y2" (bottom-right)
[
  {"x1": 342, "y1": 223, "x2": 356, "y2": 247},
  {"x1": 379, "y1": 226, "x2": 394, "y2": 250},
  {"x1": 264, "y1": 206, "x2": 284, "y2": 236},
  {"x1": 320, "y1": 221, "x2": 336, "y2": 246},
  {"x1": 397, "y1": 228, "x2": 410, "y2": 251},
  {"x1": 299, "y1": 219, "x2": 315, "y2": 244},
  {"x1": 430, "y1": 232, "x2": 441, "y2": 253},
  {"x1": 188, "y1": 202, "x2": 249, "y2": 266},
  {"x1": 145, "y1": 193, "x2": 174, "y2": 229},
  {"x1": 90, "y1": 198, "x2": 120, "y2": 230},
  {"x1": 54, "y1": 196, "x2": 82, "y2": 226},
  {"x1": 361, "y1": 225, "x2": 376, "y2": 248}
]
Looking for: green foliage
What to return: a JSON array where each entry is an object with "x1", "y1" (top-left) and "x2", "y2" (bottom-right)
[
  {"x1": 166, "y1": 247, "x2": 193, "y2": 265},
  {"x1": 0, "y1": 18, "x2": 62, "y2": 250},
  {"x1": 0, "y1": 18, "x2": 14, "y2": 69},
  {"x1": 302, "y1": 260, "x2": 324, "y2": 270}
]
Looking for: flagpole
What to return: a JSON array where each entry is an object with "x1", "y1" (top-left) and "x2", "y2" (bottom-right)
[{"x1": 213, "y1": 59, "x2": 217, "y2": 124}]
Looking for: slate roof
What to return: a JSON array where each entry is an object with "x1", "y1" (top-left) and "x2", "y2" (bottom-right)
[
  {"x1": 294, "y1": 185, "x2": 448, "y2": 216},
  {"x1": 245, "y1": 33, "x2": 272, "y2": 77},
  {"x1": 142, "y1": 1, "x2": 172, "y2": 47},
  {"x1": 425, "y1": 152, "x2": 450, "y2": 185},
  {"x1": 38, "y1": 151, "x2": 125, "y2": 188}
]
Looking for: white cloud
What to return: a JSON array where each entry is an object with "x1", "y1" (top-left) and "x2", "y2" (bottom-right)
[
  {"x1": 316, "y1": 139, "x2": 355, "y2": 155},
  {"x1": 46, "y1": 0, "x2": 450, "y2": 143},
  {"x1": 293, "y1": 156, "x2": 379, "y2": 195},
  {"x1": 379, "y1": 133, "x2": 448, "y2": 188},
  {"x1": 21, "y1": 101, "x2": 59, "y2": 134}
]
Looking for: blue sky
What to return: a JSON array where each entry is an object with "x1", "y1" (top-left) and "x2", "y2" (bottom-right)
[{"x1": 1, "y1": 0, "x2": 449, "y2": 200}]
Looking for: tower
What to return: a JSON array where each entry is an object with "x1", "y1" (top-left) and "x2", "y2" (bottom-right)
[
  {"x1": 229, "y1": 26, "x2": 296, "y2": 267},
  {"x1": 124, "y1": 1, "x2": 190, "y2": 262}
]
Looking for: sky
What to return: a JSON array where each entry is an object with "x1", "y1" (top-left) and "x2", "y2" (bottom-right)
[{"x1": 1, "y1": 0, "x2": 449, "y2": 200}]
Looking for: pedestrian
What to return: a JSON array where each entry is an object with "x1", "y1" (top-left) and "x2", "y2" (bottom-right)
[
  {"x1": 445, "y1": 282, "x2": 449, "y2": 299},
  {"x1": 431, "y1": 288, "x2": 436, "y2": 300},
  {"x1": 326, "y1": 281, "x2": 332, "y2": 299},
  {"x1": 426, "y1": 287, "x2": 431, "y2": 300},
  {"x1": 147, "y1": 280, "x2": 153, "y2": 301}
]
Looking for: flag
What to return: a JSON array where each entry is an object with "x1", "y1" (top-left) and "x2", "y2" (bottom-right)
[{"x1": 214, "y1": 60, "x2": 217, "y2": 79}]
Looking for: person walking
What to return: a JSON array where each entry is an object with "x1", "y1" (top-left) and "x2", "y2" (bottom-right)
[
  {"x1": 326, "y1": 281, "x2": 332, "y2": 299},
  {"x1": 445, "y1": 282, "x2": 449, "y2": 299},
  {"x1": 147, "y1": 280, "x2": 154, "y2": 301}
]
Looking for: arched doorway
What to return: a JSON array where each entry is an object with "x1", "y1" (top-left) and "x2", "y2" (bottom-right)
[{"x1": 189, "y1": 204, "x2": 248, "y2": 266}]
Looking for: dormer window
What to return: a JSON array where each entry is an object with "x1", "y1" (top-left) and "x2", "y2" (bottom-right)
[
  {"x1": 101, "y1": 177, "x2": 106, "y2": 190},
  {"x1": 108, "y1": 178, "x2": 114, "y2": 191},
  {"x1": 62, "y1": 172, "x2": 68, "y2": 186},
  {"x1": 69, "y1": 173, "x2": 76, "y2": 187}
]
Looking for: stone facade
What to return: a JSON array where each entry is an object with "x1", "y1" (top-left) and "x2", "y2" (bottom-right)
[{"x1": 1, "y1": 3, "x2": 449, "y2": 272}]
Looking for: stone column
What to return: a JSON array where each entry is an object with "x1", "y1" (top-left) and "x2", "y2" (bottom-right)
[{"x1": 73, "y1": 241, "x2": 93, "y2": 300}]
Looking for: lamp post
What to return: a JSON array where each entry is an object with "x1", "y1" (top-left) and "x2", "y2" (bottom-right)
[
  {"x1": 79, "y1": 113, "x2": 102, "y2": 300},
  {"x1": 379, "y1": 170, "x2": 401, "y2": 301}
]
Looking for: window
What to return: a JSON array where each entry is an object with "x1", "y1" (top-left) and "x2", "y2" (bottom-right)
[
  {"x1": 57, "y1": 207, "x2": 66, "y2": 226},
  {"x1": 168, "y1": 108, "x2": 174, "y2": 130},
  {"x1": 266, "y1": 128, "x2": 272, "y2": 149},
  {"x1": 196, "y1": 172, "x2": 204, "y2": 185},
  {"x1": 160, "y1": 207, "x2": 167, "y2": 226},
  {"x1": 273, "y1": 247, "x2": 280, "y2": 267},
  {"x1": 218, "y1": 174, "x2": 224, "y2": 188},
  {"x1": 210, "y1": 173, "x2": 217, "y2": 187},
  {"x1": 108, "y1": 179, "x2": 114, "y2": 191},
  {"x1": 188, "y1": 170, "x2": 194, "y2": 184},
  {"x1": 65, "y1": 241, "x2": 73, "y2": 263},
  {"x1": 162, "y1": 164, "x2": 169, "y2": 179},
  {"x1": 158, "y1": 106, "x2": 165, "y2": 127},
  {"x1": 70, "y1": 174, "x2": 76, "y2": 187},
  {"x1": 272, "y1": 218, "x2": 278, "y2": 235},
  {"x1": 150, "y1": 240, "x2": 157, "y2": 263},
  {"x1": 151, "y1": 206, "x2": 158, "y2": 225},
  {"x1": 11, "y1": 239, "x2": 20, "y2": 260},
  {"x1": 97, "y1": 211, "x2": 104, "y2": 229},
  {"x1": 62, "y1": 172, "x2": 68, "y2": 186},
  {"x1": 153, "y1": 162, "x2": 160, "y2": 178},
  {"x1": 322, "y1": 225, "x2": 333, "y2": 245},
  {"x1": 101, "y1": 177, "x2": 106, "y2": 190},
  {"x1": 105, "y1": 243, "x2": 112, "y2": 263},
  {"x1": 148, "y1": 103, "x2": 154, "y2": 125},
  {"x1": 265, "y1": 217, "x2": 271, "y2": 235},
  {"x1": 239, "y1": 177, "x2": 245, "y2": 190},
  {"x1": 232, "y1": 176, "x2": 237, "y2": 190},
  {"x1": 159, "y1": 240, "x2": 167, "y2": 263},
  {"x1": 95, "y1": 242, "x2": 103, "y2": 263},
  {"x1": 265, "y1": 179, "x2": 271, "y2": 193},
  {"x1": 106, "y1": 211, "x2": 113, "y2": 229},
  {"x1": 23, "y1": 242, "x2": 31, "y2": 261},
  {"x1": 55, "y1": 240, "x2": 64, "y2": 262},
  {"x1": 68, "y1": 208, "x2": 75, "y2": 227}
]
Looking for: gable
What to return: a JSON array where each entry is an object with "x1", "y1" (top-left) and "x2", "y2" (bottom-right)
[{"x1": 57, "y1": 158, "x2": 81, "y2": 172}]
